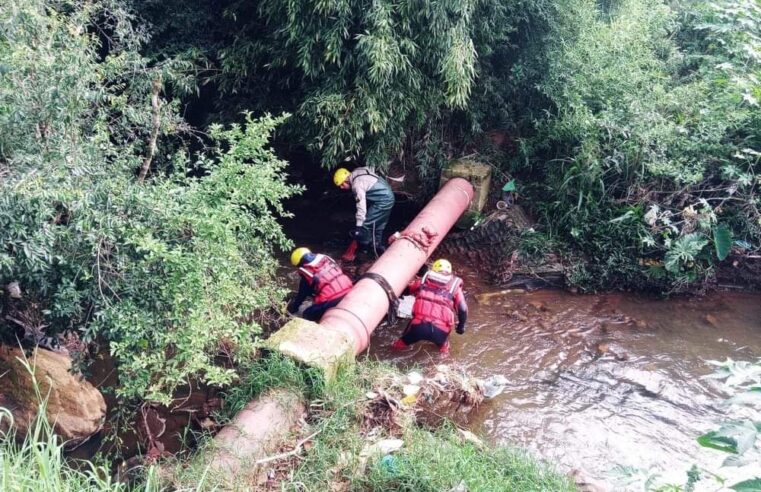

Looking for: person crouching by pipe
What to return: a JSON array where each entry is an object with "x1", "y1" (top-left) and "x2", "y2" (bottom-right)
[
  {"x1": 287, "y1": 248, "x2": 353, "y2": 321},
  {"x1": 392, "y1": 259, "x2": 468, "y2": 355}
]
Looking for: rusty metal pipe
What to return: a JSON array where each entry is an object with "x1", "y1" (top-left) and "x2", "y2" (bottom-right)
[{"x1": 319, "y1": 177, "x2": 474, "y2": 354}]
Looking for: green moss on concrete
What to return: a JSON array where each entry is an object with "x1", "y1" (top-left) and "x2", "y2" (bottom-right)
[
  {"x1": 440, "y1": 159, "x2": 492, "y2": 223},
  {"x1": 264, "y1": 318, "x2": 355, "y2": 380}
]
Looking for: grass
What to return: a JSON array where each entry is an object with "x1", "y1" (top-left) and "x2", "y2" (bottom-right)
[
  {"x1": 1, "y1": 353, "x2": 573, "y2": 491},
  {"x1": 0, "y1": 356, "x2": 160, "y2": 492},
  {"x1": 233, "y1": 355, "x2": 575, "y2": 492},
  {"x1": 217, "y1": 353, "x2": 326, "y2": 422},
  {"x1": 358, "y1": 425, "x2": 574, "y2": 492},
  {"x1": 0, "y1": 413, "x2": 121, "y2": 492}
]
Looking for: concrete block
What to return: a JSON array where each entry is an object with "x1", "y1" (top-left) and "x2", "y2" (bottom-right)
[
  {"x1": 265, "y1": 317, "x2": 355, "y2": 379},
  {"x1": 440, "y1": 159, "x2": 492, "y2": 214}
]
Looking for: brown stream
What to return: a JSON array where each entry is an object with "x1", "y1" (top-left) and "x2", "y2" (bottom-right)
[
  {"x1": 281, "y1": 193, "x2": 761, "y2": 489},
  {"x1": 361, "y1": 261, "x2": 761, "y2": 488}
]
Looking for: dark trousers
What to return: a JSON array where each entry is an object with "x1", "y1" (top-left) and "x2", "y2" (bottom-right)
[
  {"x1": 302, "y1": 297, "x2": 343, "y2": 321},
  {"x1": 399, "y1": 321, "x2": 450, "y2": 348},
  {"x1": 360, "y1": 195, "x2": 394, "y2": 257},
  {"x1": 358, "y1": 181, "x2": 395, "y2": 257}
]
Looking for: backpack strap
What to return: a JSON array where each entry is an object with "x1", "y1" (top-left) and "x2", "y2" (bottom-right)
[{"x1": 350, "y1": 168, "x2": 379, "y2": 185}]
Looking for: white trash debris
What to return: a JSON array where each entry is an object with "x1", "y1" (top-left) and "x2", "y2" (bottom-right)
[
  {"x1": 396, "y1": 295, "x2": 415, "y2": 319},
  {"x1": 357, "y1": 439, "x2": 405, "y2": 475},
  {"x1": 360, "y1": 439, "x2": 404, "y2": 458},
  {"x1": 449, "y1": 480, "x2": 469, "y2": 492},
  {"x1": 402, "y1": 384, "x2": 420, "y2": 397},
  {"x1": 482, "y1": 375, "x2": 508, "y2": 399},
  {"x1": 406, "y1": 371, "x2": 424, "y2": 385}
]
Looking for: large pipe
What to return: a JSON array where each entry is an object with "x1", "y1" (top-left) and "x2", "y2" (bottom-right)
[
  {"x1": 319, "y1": 177, "x2": 474, "y2": 354},
  {"x1": 207, "y1": 389, "x2": 305, "y2": 477}
]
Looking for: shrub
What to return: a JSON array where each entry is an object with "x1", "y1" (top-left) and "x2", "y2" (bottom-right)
[
  {"x1": 506, "y1": 0, "x2": 761, "y2": 291},
  {"x1": 0, "y1": 0, "x2": 300, "y2": 403}
]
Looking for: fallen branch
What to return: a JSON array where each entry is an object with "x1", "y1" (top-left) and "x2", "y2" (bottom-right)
[{"x1": 138, "y1": 77, "x2": 162, "y2": 183}]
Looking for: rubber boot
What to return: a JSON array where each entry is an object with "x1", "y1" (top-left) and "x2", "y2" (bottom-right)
[
  {"x1": 355, "y1": 242, "x2": 373, "y2": 264},
  {"x1": 391, "y1": 339, "x2": 408, "y2": 350}
]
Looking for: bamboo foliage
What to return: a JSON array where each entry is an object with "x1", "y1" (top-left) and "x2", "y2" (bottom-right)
[{"x1": 216, "y1": 0, "x2": 484, "y2": 168}]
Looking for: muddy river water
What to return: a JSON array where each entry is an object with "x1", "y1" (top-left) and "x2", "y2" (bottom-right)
[{"x1": 362, "y1": 262, "x2": 761, "y2": 489}]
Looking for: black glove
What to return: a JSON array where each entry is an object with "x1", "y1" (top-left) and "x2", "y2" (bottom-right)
[
  {"x1": 456, "y1": 324, "x2": 465, "y2": 335},
  {"x1": 349, "y1": 226, "x2": 365, "y2": 241}
]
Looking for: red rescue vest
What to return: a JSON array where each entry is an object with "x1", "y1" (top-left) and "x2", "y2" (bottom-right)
[
  {"x1": 299, "y1": 254, "x2": 353, "y2": 303},
  {"x1": 411, "y1": 271, "x2": 462, "y2": 332}
]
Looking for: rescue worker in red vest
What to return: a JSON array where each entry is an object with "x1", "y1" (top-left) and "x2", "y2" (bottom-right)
[
  {"x1": 287, "y1": 247, "x2": 353, "y2": 321},
  {"x1": 333, "y1": 167, "x2": 395, "y2": 258},
  {"x1": 391, "y1": 258, "x2": 468, "y2": 355}
]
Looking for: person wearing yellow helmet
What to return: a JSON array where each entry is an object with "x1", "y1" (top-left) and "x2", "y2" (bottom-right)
[
  {"x1": 333, "y1": 168, "x2": 351, "y2": 187},
  {"x1": 392, "y1": 258, "x2": 468, "y2": 355},
  {"x1": 333, "y1": 166, "x2": 395, "y2": 258},
  {"x1": 288, "y1": 247, "x2": 353, "y2": 321}
]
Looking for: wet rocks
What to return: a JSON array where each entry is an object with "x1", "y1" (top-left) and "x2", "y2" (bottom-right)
[
  {"x1": 0, "y1": 345, "x2": 106, "y2": 446},
  {"x1": 617, "y1": 367, "x2": 667, "y2": 396},
  {"x1": 528, "y1": 300, "x2": 548, "y2": 312},
  {"x1": 594, "y1": 342, "x2": 629, "y2": 361},
  {"x1": 474, "y1": 289, "x2": 525, "y2": 305}
]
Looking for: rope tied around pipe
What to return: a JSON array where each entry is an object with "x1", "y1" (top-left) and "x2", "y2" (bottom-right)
[
  {"x1": 358, "y1": 272, "x2": 399, "y2": 326},
  {"x1": 388, "y1": 225, "x2": 438, "y2": 254}
]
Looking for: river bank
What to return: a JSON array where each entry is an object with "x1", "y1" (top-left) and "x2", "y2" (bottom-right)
[
  {"x1": 1, "y1": 353, "x2": 576, "y2": 491},
  {"x1": 3, "y1": 245, "x2": 759, "y2": 491}
]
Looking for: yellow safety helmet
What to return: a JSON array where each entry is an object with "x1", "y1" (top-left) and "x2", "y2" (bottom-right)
[
  {"x1": 333, "y1": 168, "x2": 351, "y2": 187},
  {"x1": 290, "y1": 247, "x2": 311, "y2": 266},
  {"x1": 431, "y1": 258, "x2": 452, "y2": 274}
]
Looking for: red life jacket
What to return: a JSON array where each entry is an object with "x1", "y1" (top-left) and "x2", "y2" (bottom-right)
[
  {"x1": 298, "y1": 254, "x2": 353, "y2": 303},
  {"x1": 411, "y1": 271, "x2": 462, "y2": 332}
]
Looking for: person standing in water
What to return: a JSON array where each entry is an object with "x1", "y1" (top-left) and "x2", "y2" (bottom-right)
[{"x1": 333, "y1": 166, "x2": 395, "y2": 258}]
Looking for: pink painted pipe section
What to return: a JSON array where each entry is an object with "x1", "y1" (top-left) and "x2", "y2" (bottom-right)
[{"x1": 319, "y1": 177, "x2": 474, "y2": 354}]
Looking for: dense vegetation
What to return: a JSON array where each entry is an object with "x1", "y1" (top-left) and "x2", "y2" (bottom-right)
[
  {"x1": 133, "y1": 0, "x2": 760, "y2": 292},
  {"x1": 0, "y1": 0, "x2": 299, "y2": 404},
  {"x1": 0, "y1": 0, "x2": 759, "y2": 489},
  {"x1": 520, "y1": 0, "x2": 761, "y2": 291},
  {"x1": 0, "y1": 0, "x2": 757, "y2": 405}
]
